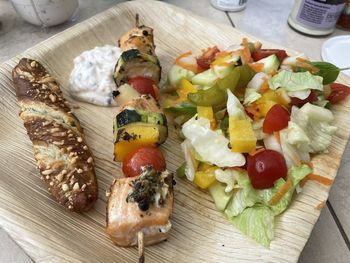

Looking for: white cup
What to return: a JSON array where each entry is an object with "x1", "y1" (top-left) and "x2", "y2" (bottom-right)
[{"x1": 11, "y1": 0, "x2": 79, "y2": 27}]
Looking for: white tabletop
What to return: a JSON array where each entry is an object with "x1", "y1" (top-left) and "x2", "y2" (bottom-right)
[{"x1": 0, "y1": 0, "x2": 350, "y2": 262}]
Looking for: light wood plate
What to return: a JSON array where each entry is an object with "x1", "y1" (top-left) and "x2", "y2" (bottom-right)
[{"x1": 1, "y1": 1, "x2": 349, "y2": 262}]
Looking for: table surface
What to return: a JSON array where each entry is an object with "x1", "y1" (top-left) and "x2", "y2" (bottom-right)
[{"x1": 0, "y1": 0, "x2": 350, "y2": 262}]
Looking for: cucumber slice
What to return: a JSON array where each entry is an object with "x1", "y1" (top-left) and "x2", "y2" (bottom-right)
[
  {"x1": 255, "y1": 54, "x2": 280, "y2": 74},
  {"x1": 191, "y1": 68, "x2": 218, "y2": 87},
  {"x1": 208, "y1": 182, "x2": 234, "y2": 211},
  {"x1": 167, "y1": 64, "x2": 195, "y2": 88}
]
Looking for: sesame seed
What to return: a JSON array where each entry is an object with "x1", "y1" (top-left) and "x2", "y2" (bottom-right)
[
  {"x1": 53, "y1": 140, "x2": 64, "y2": 146},
  {"x1": 45, "y1": 175, "x2": 50, "y2": 180},
  {"x1": 77, "y1": 168, "x2": 83, "y2": 174},
  {"x1": 83, "y1": 145, "x2": 88, "y2": 150},
  {"x1": 68, "y1": 134, "x2": 73, "y2": 138},
  {"x1": 49, "y1": 94, "x2": 56, "y2": 102},
  {"x1": 50, "y1": 128, "x2": 60, "y2": 133},
  {"x1": 70, "y1": 157, "x2": 77, "y2": 164},
  {"x1": 68, "y1": 205, "x2": 73, "y2": 210},
  {"x1": 49, "y1": 181, "x2": 54, "y2": 186},
  {"x1": 30, "y1": 61, "x2": 36, "y2": 67},
  {"x1": 87, "y1": 157, "x2": 93, "y2": 163},
  {"x1": 67, "y1": 146, "x2": 73, "y2": 151},
  {"x1": 81, "y1": 184, "x2": 87, "y2": 191},
  {"x1": 42, "y1": 169, "x2": 53, "y2": 175},
  {"x1": 61, "y1": 169, "x2": 67, "y2": 175},
  {"x1": 73, "y1": 182, "x2": 80, "y2": 191},
  {"x1": 56, "y1": 173, "x2": 64, "y2": 182},
  {"x1": 77, "y1": 137, "x2": 82, "y2": 142},
  {"x1": 62, "y1": 184, "x2": 69, "y2": 192}
]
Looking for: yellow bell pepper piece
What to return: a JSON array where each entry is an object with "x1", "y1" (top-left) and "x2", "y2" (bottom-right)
[
  {"x1": 198, "y1": 162, "x2": 213, "y2": 171},
  {"x1": 229, "y1": 117, "x2": 257, "y2": 153},
  {"x1": 194, "y1": 167, "x2": 218, "y2": 189},
  {"x1": 254, "y1": 89, "x2": 290, "y2": 117},
  {"x1": 176, "y1": 78, "x2": 197, "y2": 100},
  {"x1": 197, "y1": 105, "x2": 216, "y2": 129}
]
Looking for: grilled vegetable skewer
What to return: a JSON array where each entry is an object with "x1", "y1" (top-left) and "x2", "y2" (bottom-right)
[
  {"x1": 138, "y1": 231, "x2": 145, "y2": 263},
  {"x1": 114, "y1": 14, "x2": 161, "y2": 101}
]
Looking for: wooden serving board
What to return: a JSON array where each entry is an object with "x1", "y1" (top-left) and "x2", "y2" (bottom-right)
[{"x1": 0, "y1": 1, "x2": 349, "y2": 262}]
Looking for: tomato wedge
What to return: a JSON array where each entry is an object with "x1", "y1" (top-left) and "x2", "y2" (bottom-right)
[
  {"x1": 328, "y1": 83, "x2": 350, "y2": 104},
  {"x1": 247, "y1": 149, "x2": 287, "y2": 189},
  {"x1": 251, "y1": 49, "x2": 288, "y2": 62},
  {"x1": 128, "y1": 76, "x2": 157, "y2": 99},
  {"x1": 290, "y1": 90, "x2": 318, "y2": 106},
  {"x1": 196, "y1": 46, "x2": 220, "y2": 70},
  {"x1": 263, "y1": 104, "x2": 290, "y2": 133},
  {"x1": 122, "y1": 147, "x2": 166, "y2": 177}
]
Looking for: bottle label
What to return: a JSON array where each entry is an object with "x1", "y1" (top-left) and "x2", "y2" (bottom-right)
[
  {"x1": 297, "y1": 0, "x2": 345, "y2": 29},
  {"x1": 217, "y1": 0, "x2": 247, "y2": 8}
]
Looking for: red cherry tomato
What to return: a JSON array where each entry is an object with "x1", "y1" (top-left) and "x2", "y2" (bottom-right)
[
  {"x1": 290, "y1": 90, "x2": 318, "y2": 106},
  {"x1": 328, "y1": 83, "x2": 350, "y2": 104},
  {"x1": 263, "y1": 104, "x2": 290, "y2": 133},
  {"x1": 122, "y1": 147, "x2": 166, "y2": 177},
  {"x1": 128, "y1": 76, "x2": 157, "y2": 99},
  {"x1": 196, "y1": 46, "x2": 220, "y2": 70},
  {"x1": 251, "y1": 49, "x2": 288, "y2": 62},
  {"x1": 247, "y1": 149, "x2": 287, "y2": 189}
]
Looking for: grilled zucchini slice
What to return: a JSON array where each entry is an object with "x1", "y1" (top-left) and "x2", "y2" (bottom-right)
[
  {"x1": 114, "y1": 49, "x2": 161, "y2": 86},
  {"x1": 115, "y1": 109, "x2": 167, "y2": 129}
]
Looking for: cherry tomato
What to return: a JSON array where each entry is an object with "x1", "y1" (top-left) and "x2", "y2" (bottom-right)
[
  {"x1": 196, "y1": 46, "x2": 220, "y2": 70},
  {"x1": 122, "y1": 147, "x2": 166, "y2": 177},
  {"x1": 251, "y1": 49, "x2": 288, "y2": 62},
  {"x1": 263, "y1": 104, "x2": 290, "y2": 133},
  {"x1": 328, "y1": 83, "x2": 350, "y2": 104},
  {"x1": 247, "y1": 149, "x2": 287, "y2": 189},
  {"x1": 290, "y1": 90, "x2": 318, "y2": 106},
  {"x1": 128, "y1": 76, "x2": 157, "y2": 99}
]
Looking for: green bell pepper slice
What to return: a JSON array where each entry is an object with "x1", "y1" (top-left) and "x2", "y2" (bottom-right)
[{"x1": 187, "y1": 65, "x2": 255, "y2": 106}]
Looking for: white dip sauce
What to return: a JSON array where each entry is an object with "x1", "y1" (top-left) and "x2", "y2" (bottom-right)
[{"x1": 69, "y1": 45, "x2": 122, "y2": 106}]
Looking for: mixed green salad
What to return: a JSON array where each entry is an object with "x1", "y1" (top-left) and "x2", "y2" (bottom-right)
[{"x1": 161, "y1": 39, "x2": 350, "y2": 247}]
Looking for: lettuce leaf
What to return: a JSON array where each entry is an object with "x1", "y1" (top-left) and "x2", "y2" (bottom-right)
[
  {"x1": 243, "y1": 88, "x2": 262, "y2": 105},
  {"x1": 229, "y1": 206, "x2": 274, "y2": 248},
  {"x1": 287, "y1": 106, "x2": 337, "y2": 153},
  {"x1": 224, "y1": 164, "x2": 311, "y2": 247},
  {"x1": 269, "y1": 70, "x2": 323, "y2": 99},
  {"x1": 182, "y1": 116, "x2": 246, "y2": 167},
  {"x1": 227, "y1": 90, "x2": 246, "y2": 119}
]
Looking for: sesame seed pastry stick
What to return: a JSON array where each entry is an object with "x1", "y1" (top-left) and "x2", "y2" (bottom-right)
[{"x1": 12, "y1": 58, "x2": 98, "y2": 212}]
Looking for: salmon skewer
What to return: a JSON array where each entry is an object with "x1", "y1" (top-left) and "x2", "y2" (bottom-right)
[{"x1": 106, "y1": 167, "x2": 173, "y2": 247}]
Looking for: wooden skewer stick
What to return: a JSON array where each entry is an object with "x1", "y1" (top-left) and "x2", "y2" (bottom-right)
[
  {"x1": 138, "y1": 231, "x2": 145, "y2": 263},
  {"x1": 135, "y1": 13, "x2": 140, "y2": 28}
]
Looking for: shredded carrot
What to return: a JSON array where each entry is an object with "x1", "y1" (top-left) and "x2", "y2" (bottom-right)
[
  {"x1": 260, "y1": 79, "x2": 270, "y2": 93},
  {"x1": 175, "y1": 51, "x2": 198, "y2": 73},
  {"x1": 241, "y1": 38, "x2": 253, "y2": 64},
  {"x1": 248, "y1": 63, "x2": 264, "y2": 72},
  {"x1": 273, "y1": 132, "x2": 281, "y2": 144},
  {"x1": 300, "y1": 173, "x2": 334, "y2": 188},
  {"x1": 301, "y1": 161, "x2": 314, "y2": 169},
  {"x1": 249, "y1": 147, "x2": 265, "y2": 156},
  {"x1": 269, "y1": 177, "x2": 293, "y2": 205},
  {"x1": 214, "y1": 51, "x2": 231, "y2": 59},
  {"x1": 316, "y1": 201, "x2": 326, "y2": 210},
  {"x1": 296, "y1": 57, "x2": 320, "y2": 73},
  {"x1": 296, "y1": 57, "x2": 307, "y2": 63}
]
